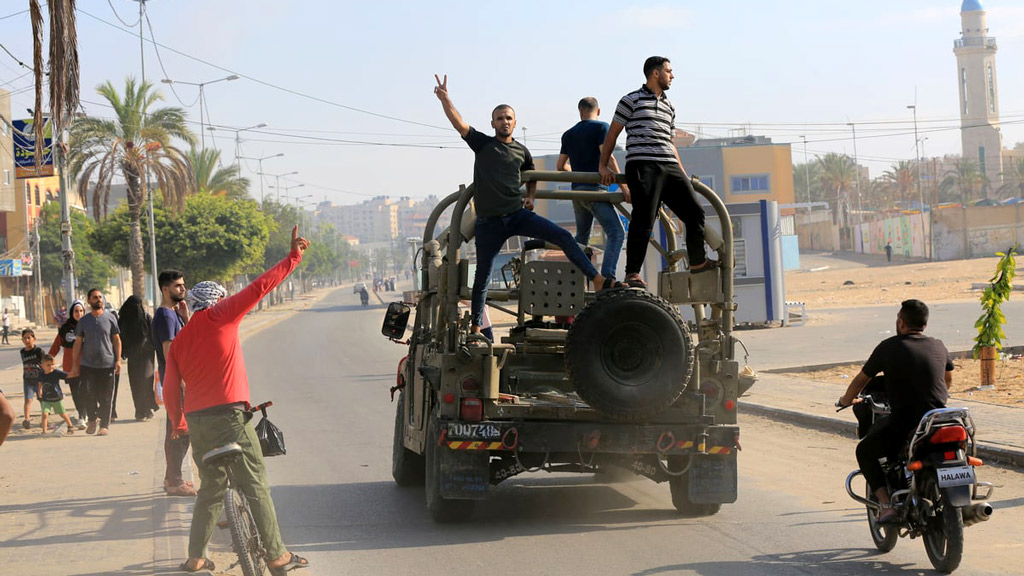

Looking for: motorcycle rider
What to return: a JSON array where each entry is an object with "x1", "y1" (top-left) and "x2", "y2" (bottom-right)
[
  {"x1": 360, "y1": 286, "x2": 370, "y2": 306},
  {"x1": 837, "y1": 299, "x2": 954, "y2": 524}
]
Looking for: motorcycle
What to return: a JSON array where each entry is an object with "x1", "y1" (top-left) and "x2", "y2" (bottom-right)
[
  {"x1": 360, "y1": 290, "x2": 370, "y2": 307},
  {"x1": 840, "y1": 395, "x2": 994, "y2": 573}
]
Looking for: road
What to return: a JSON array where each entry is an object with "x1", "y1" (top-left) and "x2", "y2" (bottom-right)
[{"x1": 238, "y1": 288, "x2": 1024, "y2": 576}]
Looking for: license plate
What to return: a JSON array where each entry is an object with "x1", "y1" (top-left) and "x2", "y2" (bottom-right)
[{"x1": 937, "y1": 465, "x2": 975, "y2": 488}]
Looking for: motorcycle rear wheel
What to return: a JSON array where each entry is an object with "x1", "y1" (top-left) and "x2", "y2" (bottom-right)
[
  {"x1": 921, "y1": 471, "x2": 964, "y2": 574},
  {"x1": 865, "y1": 481, "x2": 898, "y2": 552}
]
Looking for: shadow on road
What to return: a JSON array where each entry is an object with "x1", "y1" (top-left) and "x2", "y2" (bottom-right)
[
  {"x1": 300, "y1": 303, "x2": 386, "y2": 313},
  {"x1": 633, "y1": 548, "x2": 926, "y2": 575},
  {"x1": 272, "y1": 476, "x2": 693, "y2": 552}
]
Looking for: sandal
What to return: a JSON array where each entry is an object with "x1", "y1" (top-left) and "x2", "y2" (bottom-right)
[
  {"x1": 595, "y1": 276, "x2": 617, "y2": 292},
  {"x1": 876, "y1": 506, "x2": 899, "y2": 525},
  {"x1": 689, "y1": 259, "x2": 721, "y2": 274},
  {"x1": 178, "y1": 558, "x2": 215, "y2": 573},
  {"x1": 623, "y1": 274, "x2": 646, "y2": 289},
  {"x1": 166, "y1": 483, "x2": 198, "y2": 497},
  {"x1": 269, "y1": 553, "x2": 310, "y2": 575}
]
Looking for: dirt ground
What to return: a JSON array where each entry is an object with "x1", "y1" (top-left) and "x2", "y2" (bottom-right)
[{"x1": 781, "y1": 251, "x2": 1024, "y2": 406}]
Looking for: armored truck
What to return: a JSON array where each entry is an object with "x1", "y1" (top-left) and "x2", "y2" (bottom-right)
[{"x1": 382, "y1": 170, "x2": 755, "y2": 522}]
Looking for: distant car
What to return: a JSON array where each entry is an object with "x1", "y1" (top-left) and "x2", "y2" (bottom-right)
[{"x1": 353, "y1": 282, "x2": 367, "y2": 294}]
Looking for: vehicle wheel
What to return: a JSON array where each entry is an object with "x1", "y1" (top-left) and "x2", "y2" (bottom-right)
[
  {"x1": 425, "y1": 410, "x2": 475, "y2": 523},
  {"x1": 224, "y1": 487, "x2": 267, "y2": 576},
  {"x1": 865, "y1": 481, "x2": 898, "y2": 552},
  {"x1": 921, "y1": 471, "x2": 964, "y2": 573},
  {"x1": 667, "y1": 457, "x2": 721, "y2": 517},
  {"x1": 392, "y1": 391, "x2": 425, "y2": 486},
  {"x1": 566, "y1": 289, "x2": 694, "y2": 421}
]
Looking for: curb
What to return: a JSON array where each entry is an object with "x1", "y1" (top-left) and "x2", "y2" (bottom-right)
[{"x1": 739, "y1": 401, "x2": 1024, "y2": 469}]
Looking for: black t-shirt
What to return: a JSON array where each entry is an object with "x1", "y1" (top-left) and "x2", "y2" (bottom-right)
[
  {"x1": 463, "y1": 127, "x2": 534, "y2": 218},
  {"x1": 560, "y1": 120, "x2": 610, "y2": 191},
  {"x1": 39, "y1": 369, "x2": 68, "y2": 402},
  {"x1": 862, "y1": 333, "x2": 953, "y2": 427},
  {"x1": 21, "y1": 346, "x2": 44, "y2": 385}
]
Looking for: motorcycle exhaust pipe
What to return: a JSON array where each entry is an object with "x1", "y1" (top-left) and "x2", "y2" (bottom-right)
[{"x1": 962, "y1": 502, "x2": 994, "y2": 527}]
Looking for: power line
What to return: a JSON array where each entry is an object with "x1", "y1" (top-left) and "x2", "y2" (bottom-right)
[
  {"x1": 141, "y1": 10, "x2": 199, "y2": 108},
  {"x1": 76, "y1": 7, "x2": 451, "y2": 131},
  {"x1": 106, "y1": 0, "x2": 141, "y2": 27}
]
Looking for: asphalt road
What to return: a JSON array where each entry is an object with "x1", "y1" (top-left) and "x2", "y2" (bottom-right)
[{"x1": 238, "y1": 288, "x2": 1024, "y2": 576}]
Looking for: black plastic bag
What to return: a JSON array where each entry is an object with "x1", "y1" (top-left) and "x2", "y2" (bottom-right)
[{"x1": 254, "y1": 407, "x2": 286, "y2": 457}]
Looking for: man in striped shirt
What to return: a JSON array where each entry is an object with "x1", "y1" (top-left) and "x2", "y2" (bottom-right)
[{"x1": 599, "y1": 56, "x2": 716, "y2": 288}]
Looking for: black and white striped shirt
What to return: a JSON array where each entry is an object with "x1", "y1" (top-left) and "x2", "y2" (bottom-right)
[{"x1": 613, "y1": 84, "x2": 676, "y2": 164}]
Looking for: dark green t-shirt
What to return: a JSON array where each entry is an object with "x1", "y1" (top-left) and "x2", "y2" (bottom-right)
[{"x1": 463, "y1": 127, "x2": 534, "y2": 218}]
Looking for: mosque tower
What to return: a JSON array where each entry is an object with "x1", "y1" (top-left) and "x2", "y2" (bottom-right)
[{"x1": 954, "y1": 0, "x2": 1002, "y2": 194}]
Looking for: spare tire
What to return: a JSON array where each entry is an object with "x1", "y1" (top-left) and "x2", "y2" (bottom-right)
[{"x1": 566, "y1": 289, "x2": 694, "y2": 421}]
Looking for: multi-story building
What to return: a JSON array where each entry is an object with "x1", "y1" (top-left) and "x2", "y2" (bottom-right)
[
  {"x1": 318, "y1": 195, "x2": 400, "y2": 243},
  {"x1": 954, "y1": 0, "x2": 1003, "y2": 192}
]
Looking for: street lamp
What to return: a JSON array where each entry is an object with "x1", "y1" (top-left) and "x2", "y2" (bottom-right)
[
  {"x1": 259, "y1": 171, "x2": 299, "y2": 201},
  {"x1": 238, "y1": 153, "x2": 284, "y2": 202},
  {"x1": 208, "y1": 122, "x2": 267, "y2": 170},
  {"x1": 907, "y1": 105, "x2": 924, "y2": 211},
  {"x1": 269, "y1": 183, "x2": 305, "y2": 203},
  {"x1": 160, "y1": 74, "x2": 240, "y2": 149}
]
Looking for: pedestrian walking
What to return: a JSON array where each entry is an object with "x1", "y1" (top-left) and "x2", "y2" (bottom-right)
[
  {"x1": 885, "y1": 241, "x2": 893, "y2": 263},
  {"x1": 599, "y1": 56, "x2": 715, "y2": 288},
  {"x1": 2, "y1": 308, "x2": 10, "y2": 345},
  {"x1": 19, "y1": 328, "x2": 44, "y2": 429},
  {"x1": 68, "y1": 289, "x2": 122, "y2": 436},
  {"x1": 558, "y1": 96, "x2": 628, "y2": 281},
  {"x1": 49, "y1": 300, "x2": 87, "y2": 429},
  {"x1": 36, "y1": 354, "x2": 75, "y2": 435},
  {"x1": 433, "y1": 74, "x2": 610, "y2": 335},
  {"x1": 164, "y1": 226, "x2": 311, "y2": 574},
  {"x1": 153, "y1": 270, "x2": 196, "y2": 497},
  {"x1": 118, "y1": 296, "x2": 159, "y2": 421}
]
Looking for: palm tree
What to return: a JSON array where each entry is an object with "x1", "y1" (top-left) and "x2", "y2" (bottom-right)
[
  {"x1": 30, "y1": 0, "x2": 79, "y2": 156},
  {"x1": 882, "y1": 160, "x2": 918, "y2": 210},
  {"x1": 998, "y1": 157, "x2": 1024, "y2": 199},
  {"x1": 940, "y1": 158, "x2": 988, "y2": 205},
  {"x1": 816, "y1": 153, "x2": 856, "y2": 225},
  {"x1": 793, "y1": 162, "x2": 821, "y2": 204},
  {"x1": 188, "y1": 147, "x2": 251, "y2": 199},
  {"x1": 69, "y1": 78, "x2": 196, "y2": 297}
]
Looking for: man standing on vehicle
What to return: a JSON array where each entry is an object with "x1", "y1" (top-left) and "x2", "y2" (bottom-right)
[
  {"x1": 838, "y1": 299, "x2": 953, "y2": 523},
  {"x1": 164, "y1": 226, "x2": 310, "y2": 574},
  {"x1": 599, "y1": 56, "x2": 715, "y2": 288},
  {"x1": 68, "y1": 289, "x2": 122, "y2": 436},
  {"x1": 558, "y1": 97, "x2": 628, "y2": 282},
  {"x1": 434, "y1": 75, "x2": 610, "y2": 336},
  {"x1": 153, "y1": 270, "x2": 196, "y2": 497}
]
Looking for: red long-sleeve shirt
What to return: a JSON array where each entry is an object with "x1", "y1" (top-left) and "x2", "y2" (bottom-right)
[{"x1": 164, "y1": 249, "x2": 302, "y2": 434}]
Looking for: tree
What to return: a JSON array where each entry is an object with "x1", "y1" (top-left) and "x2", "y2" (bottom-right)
[
  {"x1": 792, "y1": 162, "x2": 822, "y2": 204},
  {"x1": 37, "y1": 202, "x2": 116, "y2": 301},
  {"x1": 29, "y1": 0, "x2": 78, "y2": 158},
  {"x1": 998, "y1": 157, "x2": 1024, "y2": 199},
  {"x1": 68, "y1": 77, "x2": 196, "y2": 297},
  {"x1": 91, "y1": 194, "x2": 271, "y2": 285},
  {"x1": 882, "y1": 160, "x2": 918, "y2": 209},
  {"x1": 816, "y1": 153, "x2": 856, "y2": 225},
  {"x1": 940, "y1": 158, "x2": 989, "y2": 204},
  {"x1": 187, "y1": 147, "x2": 250, "y2": 199}
]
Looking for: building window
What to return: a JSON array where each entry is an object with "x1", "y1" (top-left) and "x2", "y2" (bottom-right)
[
  {"x1": 987, "y1": 64, "x2": 996, "y2": 114},
  {"x1": 3, "y1": 169, "x2": 9, "y2": 186},
  {"x1": 34, "y1": 186, "x2": 40, "y2": 206},
  {"x1": 695, "y1": 175, "x2": 715, "y2": 190},
  {"x1": 961, "y1": 68, "x2": 969, "y2": 115},
  {"x1": 731, "y1": 174, "x2": 770, "y2": 193}
]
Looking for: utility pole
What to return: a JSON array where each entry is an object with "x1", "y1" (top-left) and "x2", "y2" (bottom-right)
[
  {"x1": 55, "y1": 130, "x2": 76, "y2": 309},
  {"x1": 908, "y1": 104, "x2": 923, "y2": 211},
  {"x1": 801, "y1": 135, "x2": 813, "y2": 250},
  {"x1": 133, "y1": 0, "x2": 160, "y2": 303},
  {"x1": 33, "y1": 218, "x2": 42, "y2": 324},
  {"x1": 847, "y1": 123, "x2": 862, "y2": 226}
]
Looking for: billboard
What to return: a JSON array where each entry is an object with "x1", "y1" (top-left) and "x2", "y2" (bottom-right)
[
  {"x1": 0, "y1": 260, "x2": 23, "y2": 277},
  {"x1": 13, "y1": 118, "x2": 54, "y2": 179}
]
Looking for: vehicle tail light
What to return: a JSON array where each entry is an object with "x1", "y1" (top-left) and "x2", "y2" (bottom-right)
[
  {"x1": 461, "y1": 376, "x2": 480, "y2": 394},
  {"x1": 907, "y1": 460, "x2": 923, "y2": 471},
  {"x1": 968, "y1": 456, "x2": 983, "y2": 467},
  {"x1": 724, "y1": 400, "x2": 736, "y2": 411},
  {"x1": 944, "y1": 451, "x2": 957, "y2": 461},
  {"x1": 460, "y1": 398, "x2": 483, "y2": 421},
  {"x1": 443, "y1": 393, "x2": 455, "y2": 404},
  {"x1": 929, "y1": 426, "x2": 967, "y2": 444},
  {"x1": 700, "y1": 380, "x2": 722, "y2": 401}
]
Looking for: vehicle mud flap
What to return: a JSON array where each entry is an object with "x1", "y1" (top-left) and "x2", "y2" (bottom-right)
[
  {"x1": 943, "y1": 485, "x2": 972, "y2": 508},
  {"x1": 689, "y1": 453, "x2": 738, "y2": 504},
  {"x1": 439, "y1": 445, "x2": 490, "y2": 500}
]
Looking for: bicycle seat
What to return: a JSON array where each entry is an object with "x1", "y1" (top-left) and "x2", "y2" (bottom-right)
[{"x1": 202, "y1": 443, "x2": 243, "y2": 466}]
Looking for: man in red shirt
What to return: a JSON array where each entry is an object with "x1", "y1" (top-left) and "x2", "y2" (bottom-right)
[{"x1": 164, "y1": 226, "x2": 310, "y2": 575}]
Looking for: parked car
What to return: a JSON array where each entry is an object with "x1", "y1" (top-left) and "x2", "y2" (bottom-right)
[{"x1": 353, "y1": 282, "x2": 367, "y2": 294}]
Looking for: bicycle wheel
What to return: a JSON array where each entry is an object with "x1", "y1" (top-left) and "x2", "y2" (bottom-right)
[{"x1": 224, "y1": 486, "x2": 268, "y2": 576}]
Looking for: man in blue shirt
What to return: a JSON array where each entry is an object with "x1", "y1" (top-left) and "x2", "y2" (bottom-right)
[
  {"x1": 558, "y1": 97, "x2": 628, "y2": 281},
  {"x1": 153, "y1": 269, "x2": 196, "y2": 497}
]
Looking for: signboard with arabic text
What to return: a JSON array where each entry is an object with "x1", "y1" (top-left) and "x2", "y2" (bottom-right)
[{"x1": 13, "y1": 118, "x2": 54, "y2": 179}]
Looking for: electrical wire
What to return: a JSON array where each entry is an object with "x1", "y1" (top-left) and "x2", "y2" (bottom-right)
[
  {"x1": 106, "y1": 0, "x2": 141, "y2": 27},
  {"x1": 141, "y1": 9, "x2": 200, "y2": 108}
]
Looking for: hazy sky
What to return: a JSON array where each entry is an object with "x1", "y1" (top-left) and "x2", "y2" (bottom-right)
[{"x1": 1, "y1": 0, "x2": 1022, "y2": 206}]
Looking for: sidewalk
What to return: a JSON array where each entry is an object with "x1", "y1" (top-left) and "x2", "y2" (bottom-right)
[
  {"x1": 0, "y1": 285, "x2": 342, "y2": 575},
  {"x1": 741, "y1": 371, "x2": 1024, "y2": 467}
]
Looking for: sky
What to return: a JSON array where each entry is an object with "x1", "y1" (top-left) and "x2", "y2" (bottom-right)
[{"x1": 1, "y1": 0, "x2": 1023, "y2": 207}]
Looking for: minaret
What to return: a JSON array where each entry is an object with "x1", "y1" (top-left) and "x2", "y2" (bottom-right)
[{"x1": 954, "y1": 0, "x2": 1002, "y2": 195}]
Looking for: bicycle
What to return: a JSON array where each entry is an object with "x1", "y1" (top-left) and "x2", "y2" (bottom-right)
[{"x1": 200, "y1": 401, "x2": 275, "y2": 576}]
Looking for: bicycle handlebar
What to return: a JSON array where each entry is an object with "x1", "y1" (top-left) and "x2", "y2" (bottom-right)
[{"x1": 249, "y1": 401, "x2": 273, "y2": 413}]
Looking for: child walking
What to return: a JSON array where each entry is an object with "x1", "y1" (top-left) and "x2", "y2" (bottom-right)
[
  {"x1": 37, "y1": 354, "x2": 74, "y2": 435},
  {"x1": 20, "y1": 328, "x2": 44, "y2": 429}
]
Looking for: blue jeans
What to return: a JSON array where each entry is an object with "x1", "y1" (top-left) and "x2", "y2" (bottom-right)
[
  {"x1": 472, "y1": 209, "x2": 598, "y2": 327},
  {"x1": 573, "y1": 200, "x2": 624, "y2": 279}
]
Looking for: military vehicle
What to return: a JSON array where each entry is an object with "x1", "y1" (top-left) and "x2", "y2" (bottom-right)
[{"x1": 381, "y1": 170, "x2": 756, "y2": 522}]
